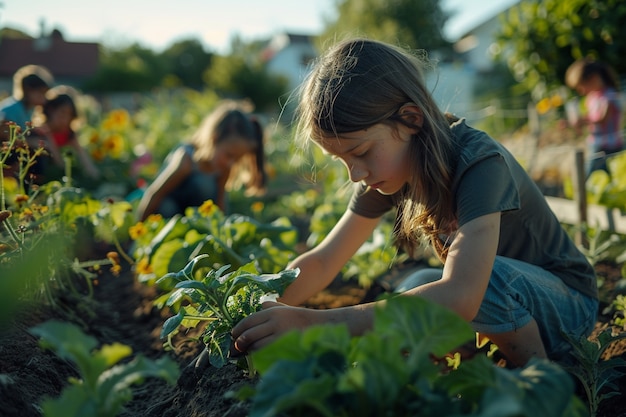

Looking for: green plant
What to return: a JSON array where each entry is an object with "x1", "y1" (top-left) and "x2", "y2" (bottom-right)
[
  {"x1": 233, "y1": 296, "x2": 585, "y2": 417},
  {"x1": 159, "y1": 255, "x2": 299, "y2": 375},
  {"x1": 608, "y1": 294, "x2": 626, "y2": 328},
  {"x1": 29, "y1": 320, "x2": 179, "y2": 417},
  {"x1": 561, "y1": 327, "x2": 626, "y2": 417},
  {"x1": 130, "y1": 201, "x2": 298, "y2": 289}
]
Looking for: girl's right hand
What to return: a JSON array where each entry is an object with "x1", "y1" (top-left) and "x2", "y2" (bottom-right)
[{"x1": 231, "y1": 302, "x2": 320, "y2": 353}]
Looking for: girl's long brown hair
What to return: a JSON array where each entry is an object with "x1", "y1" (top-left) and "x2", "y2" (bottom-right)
[
  {"x1": 295, "y1": 38, "x2": 457, "y2": 260},
  {"x1": 192, "y1": 100, "x2": 267, "y2": 196}
]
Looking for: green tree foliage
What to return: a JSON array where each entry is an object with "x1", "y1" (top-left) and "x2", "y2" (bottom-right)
[
  {"x1": 82, "y1": 44, "x2": 166, "y2": 92},
  {"x1": 319, "y1": 0, "x2": 451, "y2": 51},
  {"x1": 161, "y1": 39, "x2": 213, "y2": 89},
  {"x1": 495, "y1": 0, "x2": 626, "y2": 99},
  {"x1": 203, "y1": 53, "x2": 289, "y2": 112}
]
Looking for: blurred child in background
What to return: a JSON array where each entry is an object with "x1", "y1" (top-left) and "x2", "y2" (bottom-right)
[
  {"x1": 135, "y1": 100, "x2": 267, "y2": 220},
  {"x1": 36, "y1": 86, "x2": 100, "y2": 182},
  {"x1": 565, "y1": 58, "x2": 623, "y2": 177},
  {"x1": 0, "y1": 65, "x2": 54, "y2": 181},
  {"x1": 0, "y1": 64, "x2": 53, "y2": 139}
]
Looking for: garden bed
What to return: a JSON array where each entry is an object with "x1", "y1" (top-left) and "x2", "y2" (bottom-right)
[{"x1": 0, "y1": 254, "x2": 625, "y2": 417}]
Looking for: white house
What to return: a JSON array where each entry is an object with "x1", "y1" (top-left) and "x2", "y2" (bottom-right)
[{"x1": 262, "y1": 33, "x2": 318, "y2": 93}]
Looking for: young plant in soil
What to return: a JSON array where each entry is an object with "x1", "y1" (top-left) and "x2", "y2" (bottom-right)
[
  {"x1": 561, "y1": 327, "x2": 626, "y2": 417},
  {"x1": 29, "y1": 320, "x2": 180, "y2": 417},
  {"x1": 159, "y1": 254, "x2": 299, "y2": 376}
]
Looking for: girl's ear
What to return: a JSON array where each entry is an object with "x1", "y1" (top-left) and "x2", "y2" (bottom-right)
[{"x1": 398, "y1": 103, "x2": 424, "y2": 129}]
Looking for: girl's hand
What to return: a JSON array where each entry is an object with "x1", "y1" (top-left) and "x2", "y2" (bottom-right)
[{"x1": 231, "y1": 302, "x2": 318, "y2": 353}]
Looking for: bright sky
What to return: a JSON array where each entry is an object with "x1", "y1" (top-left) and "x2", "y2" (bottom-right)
[{"x1": 1, "y1": 0, "x2": 518, "y2": 53}]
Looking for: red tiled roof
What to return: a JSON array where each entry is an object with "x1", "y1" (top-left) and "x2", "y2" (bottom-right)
[{"x1": 0, "y1": 36, "x2": 99, "y2": 79}]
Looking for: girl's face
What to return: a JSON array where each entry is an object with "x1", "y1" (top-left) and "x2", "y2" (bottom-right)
[
  {"x1": 318, "y1": 122, "x2": 414, "y2": 195},
  {"x1": 47, "y1": 104, "x2": 74, "y2": 132},
  {"x1": 211, "y1": 137, "x2": 254, "y2": 173}
]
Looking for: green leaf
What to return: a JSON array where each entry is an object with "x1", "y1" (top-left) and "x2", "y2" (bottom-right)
[
  {"x1": 161, "y1": 308, "x2": 186, "y2": 338},
  {"x1": 374, "y1": 296, "x2": 474, "y2": 357}
]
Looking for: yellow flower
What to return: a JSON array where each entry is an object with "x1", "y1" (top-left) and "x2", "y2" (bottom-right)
[
  {"x1": 136, "y1": 257, "x2": 153, "y2": 274},
  {"x1": 110, "y1": 264, "x2": 122, "y2": 276},
  {"x1": 146, "y1": 214, "x2": 163, "y2": 223},
  {"x1": 91, "y1": 148, "x2": 105, "y2": 161},
  {"x1": 2, "y1": 177, "x2": 18, "y2": 193},
  {"x1": 102, "y1": 109, "x2": 130, "y2": 131},
  {"x1": 19, "y1": 208, "x2": 34, "y2": 221},
  {"x1": 535, "y1": 98, "x2": 552, "y2": 115},
  {"x1": 199, "y1": 199, "x2": 218, "y2": 217},
  {"x1": 102, "y1": 134, "x2": 125, "y2": 159},
  {"x1": 129, "y1": 222, "x2": 148, "y2": 240},
  {"x1": 550, "y1": 94, "x2": 563, "y2": 108},
  {"x1": 89, "y1": 131, "x2": 100, "y2": 144},
  {"x1": 31, "y1": 204, "x2": 49, "y2": 214},
  {"x1": 251, "y1": 201, "x2": 264, "y2": 213}
]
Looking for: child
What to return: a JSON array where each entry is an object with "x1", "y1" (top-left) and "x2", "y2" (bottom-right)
[
  {"x1": 565, "y1": 58, "x2": 623, "y2": 177},
  {"x1": 232, "y1": 38, "x2": 598, "y2": 367},
  {"x1": 136, "y1": 100, "x2": 267, "y2": 221},
  {"x1": 0, "y1": 64, "x2": 53, "y2": 139},
  {"x1": 37, "y1": 86, "x2": 100, "y2": 181},
  {"x1": 0, "y1": 65, "x2": 54, "y2": 180}
]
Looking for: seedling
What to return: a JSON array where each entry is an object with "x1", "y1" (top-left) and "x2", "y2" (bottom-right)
[
  {"x1": 29, "y1": 320, "x2": 179, "y2": 417},
  {"x1": 561, "y1": 327, "x2": 626, "y2": 417},
  {"x1": 159, "y1": 254, "x2": 299, "y2": 375}
]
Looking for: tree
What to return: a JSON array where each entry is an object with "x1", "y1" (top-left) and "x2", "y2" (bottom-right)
[
  {"x1": 161, "y1": 39, "x2": 213, "y2": 89},
  {"x1": 82, "y1": 44, "x2": 166, "y2": 92},
  {"x1": 203, "y1": 53, "x2": 288, "y2": 112},
  {"x1": 319, "y1": 0, "x2": 451, "y2": 52},
  {"x1": 495, "y1": 0, "x2": 626, "y2": 100}
]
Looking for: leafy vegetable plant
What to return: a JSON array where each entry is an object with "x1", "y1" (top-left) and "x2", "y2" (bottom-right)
[
  {"x1": 233, "y1": 296, "x2": 586, "y2": 417},
  {"x1": 129, "y1": 202, "x2": 298, "y2": 287},
  {"x1": 159, "y1": 254, "x2": 299, "y2": 375},
  {"x1": 560, "y1": 327, "x2": 626, "y2": 417},
  {"x1": 29, "y1": 320, "x2": 179, "y2": 417}
]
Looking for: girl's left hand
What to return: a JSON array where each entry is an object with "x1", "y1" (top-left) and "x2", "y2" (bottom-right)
[{"x1": 231, "y1": 302, "x2": 318, "y2": 353}]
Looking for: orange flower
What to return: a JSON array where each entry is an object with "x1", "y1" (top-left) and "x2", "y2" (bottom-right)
[
  {"x1": 107, "y1": 251, "x2": 121, "y2": 266},
  {"x1": 251, "y1": 201, "x2": 264, "y2": 213},
  {"x1": 91, "y1": 148, "x2": 105, "y2": 161},
  {"x1": 14, "y1": 194, "x2": 28, "y2": 204}
]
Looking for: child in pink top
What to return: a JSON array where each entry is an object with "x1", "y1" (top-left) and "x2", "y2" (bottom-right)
[{"x1": 566, "y1": 58, "x2": 623, "y2": 177}]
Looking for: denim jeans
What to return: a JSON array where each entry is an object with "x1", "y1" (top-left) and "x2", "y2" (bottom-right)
[{"x1": 394, "y1": 256, "x2": 598, "y2": 360}]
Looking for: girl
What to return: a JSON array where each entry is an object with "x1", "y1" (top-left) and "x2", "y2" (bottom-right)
[
  {"x1": 38, "y1": 87, "x2": 100, "y2": 181},
  {"x1": 232, "y1": 39, "x2": 598, "y2": 367},
  {"x1": 136, "y1": 101, "x2": 267, "y2": 221},
  {"x1": 565, "y1": 58, "x2": 623, "y2": 177}
]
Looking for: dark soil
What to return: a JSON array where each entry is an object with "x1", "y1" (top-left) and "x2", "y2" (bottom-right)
[{"x1": 1, "y1": 255, "x2": 625, "y2": 417}]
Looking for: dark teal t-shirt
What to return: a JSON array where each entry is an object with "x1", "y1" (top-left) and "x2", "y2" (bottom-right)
[{"x1": 349, "y1": 119, "x2": 597, "y2": 299}]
